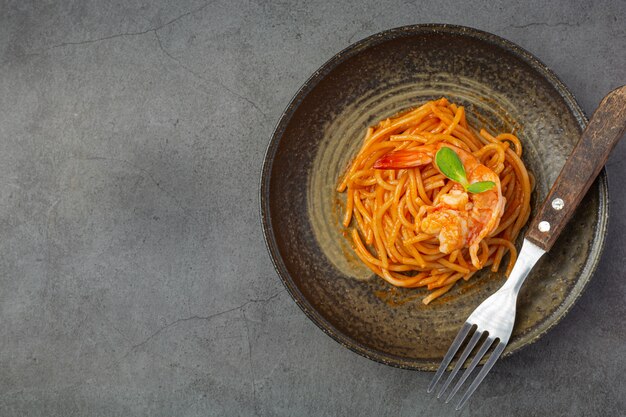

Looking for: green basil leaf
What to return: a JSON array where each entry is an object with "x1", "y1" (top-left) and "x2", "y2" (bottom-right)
[
  {"x1": 435, "y1": 147, "x2": 468, "y2": 186},
  {"x1": 466, "y1": 181, "x2": 496, "y2": 194}
]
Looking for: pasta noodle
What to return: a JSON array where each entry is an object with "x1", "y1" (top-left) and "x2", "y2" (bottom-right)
[{"x1": 337, "y1": 98, "x2": 532, "y2": 304}]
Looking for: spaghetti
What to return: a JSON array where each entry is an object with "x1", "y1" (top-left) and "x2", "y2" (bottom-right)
[{"x1": 337, "y1": 98, "x2": 532, "y2": 304}]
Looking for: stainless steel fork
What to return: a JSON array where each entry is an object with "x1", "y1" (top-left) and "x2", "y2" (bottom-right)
[{"x1": 428, "y1": 85, "x2": 626, "y2": 410}]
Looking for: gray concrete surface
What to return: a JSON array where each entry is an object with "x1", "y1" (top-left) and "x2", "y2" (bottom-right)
[{"x1": 0, "y1": 0, "x2": 624, "y2": 416}]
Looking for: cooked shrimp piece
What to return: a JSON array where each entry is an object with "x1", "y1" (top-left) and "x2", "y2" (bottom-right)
[{"x1": 375, "y1": 144, "x2": 506, "y2": 268}]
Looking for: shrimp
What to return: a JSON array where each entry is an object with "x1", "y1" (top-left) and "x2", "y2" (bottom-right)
[{"x1": 375, "y1": 144, "x2": 506, "y2": 269}]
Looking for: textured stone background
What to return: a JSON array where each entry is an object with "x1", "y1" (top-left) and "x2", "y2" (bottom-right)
[{"x1": 1, "y1": 1, "x2": 624, "y2": 416}]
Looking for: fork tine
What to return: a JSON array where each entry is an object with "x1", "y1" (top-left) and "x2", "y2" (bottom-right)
[
  {"x1": 427, "y1": 322, "x2": 472, "y2": 393},
  {"x1": 445, "y1": 336, "x2": 495, "y2": 403},
  {"x1": 436, "y1": 329, "x2": 482, "y2": 398},
  {"x1": 455, "y1": 342, "x2": 507, "y2": 410}
]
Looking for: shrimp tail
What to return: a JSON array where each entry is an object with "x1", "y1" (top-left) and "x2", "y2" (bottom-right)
[{"x1": 374, "y1": 150, "x2": 433, "y2": 169}]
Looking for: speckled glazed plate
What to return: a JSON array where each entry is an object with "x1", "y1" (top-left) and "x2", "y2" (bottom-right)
[{"x1": 260, "y1": 24, "x2": 608, "y2": 370}]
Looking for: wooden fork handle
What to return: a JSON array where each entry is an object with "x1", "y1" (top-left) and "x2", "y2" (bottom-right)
[{"x1": 526, "y1": 85, "x2": 626, "y2": 252}]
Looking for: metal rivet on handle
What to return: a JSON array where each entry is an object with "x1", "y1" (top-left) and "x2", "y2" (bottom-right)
[
  {"x1": 538, "y1": 221, "x2": 550, "y2": 232},
  {"x1": 552, "y1": 198, "x2": 564, "y2": 210}
]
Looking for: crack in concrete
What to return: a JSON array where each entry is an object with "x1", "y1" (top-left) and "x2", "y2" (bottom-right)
[
  {"x1": 27, "y1": 0, "x2": 218, "y2": 54},
  {"x1": 11, "y1": 289, "x2": 287, "y2": 397},
  {"x1": 9, "y1": 0, "x2": 270, "y2": 123},
  {"x1": 46, "y1": 29, "x2": 156, "y2": 50},
  {"x1": 242, "y1": 309, "x2": 259, "y2": 416},
  {"x1": 347, "y1": 20, "x2": 374, "y2": 44},
  {"x1": 510, "y1": 21, "x2": 580, "y2": 29},
  {"x1": 76, "y1": 156, "x2": 200, "y2": 223},
  {"x1": 214, "y1": 79, "x2": 270, "y2": 121},
  {"x1": 154, "y1": 31, "x2": 269, "y2": 122},
  {"x1": 128, "y1": 289, "x2": 285, "y2": 354}
]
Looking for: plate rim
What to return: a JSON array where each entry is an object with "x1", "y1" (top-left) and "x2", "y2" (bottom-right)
[{"x1": 259, "y1": 23, "x2": 609, "y2": 371}]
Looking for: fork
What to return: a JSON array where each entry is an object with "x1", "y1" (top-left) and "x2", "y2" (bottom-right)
[{"x1": 428, "y1": 85, "x2": 626, "y2": 410}]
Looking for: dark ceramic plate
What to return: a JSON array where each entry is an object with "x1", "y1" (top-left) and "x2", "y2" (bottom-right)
[{"x1": 260, "y1": 24, "x2": 608, "y2": 370}]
